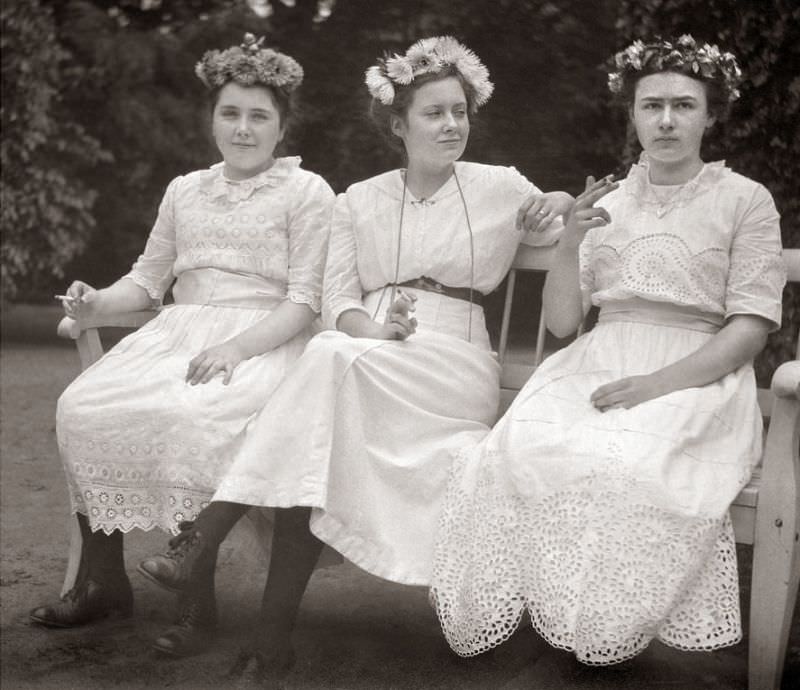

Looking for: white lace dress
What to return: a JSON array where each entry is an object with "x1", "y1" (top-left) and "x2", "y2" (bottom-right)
[
  {"x1": 56, "y1": 157, "x2": 334, "y2": 535},
  {"x1": 212, "y1": 162, "x2": 561, "y2": 585},
  {"x1": 430, "y1": 159, "x2": 786, "y2": 664}
]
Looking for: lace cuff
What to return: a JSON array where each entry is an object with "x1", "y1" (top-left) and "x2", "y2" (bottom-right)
[{"x1": 288, "y1": 290, "x2": 322, "y2": 314}]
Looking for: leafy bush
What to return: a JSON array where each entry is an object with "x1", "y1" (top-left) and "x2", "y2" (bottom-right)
[{"x1": 1, "y1": 0, "x2": 111, "y2": 299}]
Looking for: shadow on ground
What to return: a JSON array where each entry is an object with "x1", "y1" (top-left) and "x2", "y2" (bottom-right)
[{"x1": 1, "y1": 310, "x2": 798, "y2": 689}]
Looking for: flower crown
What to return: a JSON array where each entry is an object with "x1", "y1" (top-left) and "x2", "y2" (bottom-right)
[
  {"x1": 607, "y1": 35, "x2": 742, "y2": 102},
  {"x1": 195, "y1": 33, "x2": 304, "y2": 92},
  {"x1": 365, "y1": 36, "x2": 494, "y2": 109}
]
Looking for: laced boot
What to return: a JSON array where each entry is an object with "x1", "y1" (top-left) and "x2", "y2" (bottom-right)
[
  {"x1": 152, "y1": 588, "x2": 218, "y2": 657},
  {"x1": 138, "y1": 502, "x2": 247, "y2": 593},
  {"x1": 137, "y1": 528, "x2": 212, "y2": 593},
  {"x1": 30, "y1": 515, "x2": 132, "y2": 627}
]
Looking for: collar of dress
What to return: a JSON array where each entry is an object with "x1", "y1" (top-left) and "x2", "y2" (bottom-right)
[
  {"x1": 201, "y1": 156, "x2": 302, "y2": 203},
  {"x1": 624, "y1": 153, "x2": 728, "y2": 217}
]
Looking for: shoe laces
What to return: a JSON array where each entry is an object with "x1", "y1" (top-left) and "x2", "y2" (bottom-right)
[{"x1": 165, "y1": 531, "x2": 201, "y2": 561}]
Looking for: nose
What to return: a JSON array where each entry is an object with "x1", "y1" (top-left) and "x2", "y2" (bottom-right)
[
  {"x1": 659, "y1": 106, "x2": 673, "y2": 129},
  {"x1": 443, "y1": 112, "x2": 457, "y2": 130},
  {"x1": 234, "y1": 116, "x2": 251, "y2": 138}
]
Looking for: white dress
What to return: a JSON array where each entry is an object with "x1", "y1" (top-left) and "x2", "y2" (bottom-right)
[
  {"x1": 430, "y1": 159, "x2": 786, "y2": 664},
  {"x1": 56, "y1": 157, "x2": 334, "y2": 535},
  {"x1": 212, "y1": 162, "x2": 561, "y2": 585}
]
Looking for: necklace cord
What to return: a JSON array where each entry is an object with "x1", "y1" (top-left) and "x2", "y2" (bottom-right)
[{"x1": 375, "y1": 168, "x2": 476, "y2": 344}]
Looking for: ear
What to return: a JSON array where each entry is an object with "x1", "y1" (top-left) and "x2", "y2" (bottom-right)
[
  {"x1": 390, "y1": 114, "x2": 404, "y2": 139},
  {"x1": 705, "y1": 113, "x2": 717, "y2": 130}
]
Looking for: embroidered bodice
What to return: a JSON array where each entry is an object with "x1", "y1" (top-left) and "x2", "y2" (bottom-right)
[
  {"x1": 580, "y1": 158, "x2": 785, "y2": 329},
  {"x1": 125, "y1": 157, "x2": 335, "y2": 312},
  {"x1": 323, "y1": 161, "x2": 561, "y2": 328}
]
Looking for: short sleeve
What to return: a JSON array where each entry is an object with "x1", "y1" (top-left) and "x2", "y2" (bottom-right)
[
  {"x1": 287, "y1": 173, "x2": 335, "y2": 313},
  {"x1": 321, "y1": 193, "x2": 371, "y2": 329},
  {"x1": 122, "y1": 176, "x2": 180, "y2": 302},
  {"x1": 725, "y1": 184, "x2": 786, "y2": 331}
]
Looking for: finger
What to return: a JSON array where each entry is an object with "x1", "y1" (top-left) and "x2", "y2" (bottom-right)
[
  {"x1": 389, "y1": 315, "x2": 414, "y2": 332},
  {"x1": 388, "y1": 300, "x2": 412, "y2": 319},
  {"x1": 222, "y1": 363, "x2": 234, "y2": 386},
  {"x1": 189, "y1": 359, "x2": 215, "y2": 385},
  {"x1": 533, "y1": 211, "x2": 557, "y2": 232},
  {"x1": 516, "y1": 194, "x2": 542, "y2": 229},
  {"x1": 186, "y1": 356, "x2": 204, "y2": 382},
  {"x1": 200, "y1": 362, "x2": 223, "y2": 384},
  {"x1": 386, "y1": 324, "x2": 410, "y2": 341},
  {"x1": 522, "y1": 197, "x2": 546, "y2": 227}
]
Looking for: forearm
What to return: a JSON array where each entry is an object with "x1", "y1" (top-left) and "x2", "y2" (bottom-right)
[
  {"x1": 336, "y1": 308, "x2": 384, "y2": 339},
  {"x1": 227, "y1": 300, "x2": 317, "y2": 359},
  {"x1": 93, "y1": 279, "x2": 154, "y2": 314},
  {"x1": 542, "y1": 236, "x2": 585, "y2": 337},
  {"x1": 651, "y1": 315, "x2": 769, "y2": 396}
]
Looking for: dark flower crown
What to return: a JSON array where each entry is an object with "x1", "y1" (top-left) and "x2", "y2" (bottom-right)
[
  {"x1": 195, "y1": 33, "x2": 304, "y2": 92},
  {"x1": 608, "y1": 35, "x2": 742, "y2": 102}
]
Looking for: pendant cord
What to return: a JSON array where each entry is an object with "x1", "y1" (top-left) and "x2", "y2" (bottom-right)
[
  {"x1": 374, "y1": 167, "x2": 475, "y2": 344},
  {"x1": 453, "y1": 169, "x2": 475, "y2": 343}
]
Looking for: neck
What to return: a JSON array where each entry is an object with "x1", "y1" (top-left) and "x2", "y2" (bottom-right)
[
  {"x1": 647, "y1": 156, "x2": 704, "y2": 185},
  {"x1": 404, "y1": 161, "x2": 455, "y2": 199},
  {"x1": 223, "y1": 157, "x2": 276, "y2": 181}
]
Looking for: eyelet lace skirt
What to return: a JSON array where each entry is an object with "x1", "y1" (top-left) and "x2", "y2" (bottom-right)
[{"x1": 430, "y1": 317, "x2": 760, "y2": 664}]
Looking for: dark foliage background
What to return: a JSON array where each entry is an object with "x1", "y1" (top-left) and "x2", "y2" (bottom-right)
[{"x1": 2, "y1": 0, "x2": 797, "y2": 379}]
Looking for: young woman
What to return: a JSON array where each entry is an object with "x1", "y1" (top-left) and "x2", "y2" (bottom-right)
[
  {"x1": 30, "y1": 34, "x2": 334, "y2": 651},
  {"x1": 430, "y1": 35, "x2": 786, "y2": 665},
  {"x1": 138, "y1": 36, "x2": 572, "y2": 675}
]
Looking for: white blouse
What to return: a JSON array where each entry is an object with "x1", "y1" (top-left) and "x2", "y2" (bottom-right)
[
  {"x1": 323, "y1": 161, "x2": 561, "y2": 328},
  {"x1": 125, "y1": 157, "x2": 335, "y2": 312},
  {"x1": 580, "y1": 158, "x2": 785, "y2": 330}
]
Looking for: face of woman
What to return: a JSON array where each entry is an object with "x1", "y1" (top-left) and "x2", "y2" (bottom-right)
[
  {"x1": 391, "y1": 76, "x2": 469, "y2": 170},
  {"x1": 632, "y1": 72, "x2": 715, "y2": 172},
  {"x1": 212, "y1": 83, "x2": 284, "y2": 180}
]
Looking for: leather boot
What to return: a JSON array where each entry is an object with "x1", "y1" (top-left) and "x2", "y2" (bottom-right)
[
  {"x1": 152, "y1": 588, "x2": 217, "y2": 657},
  {"x1": 30, "y1": 514, "x2": 132, "y2": 627}
]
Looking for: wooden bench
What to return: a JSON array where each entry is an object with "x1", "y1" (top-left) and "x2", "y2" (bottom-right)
[
  {"x1": 496, "y1": 244, "x2": 800, "y2": 690},
  {"x1": 56, "y1": 247, "x2": 799, "y2": 690}
]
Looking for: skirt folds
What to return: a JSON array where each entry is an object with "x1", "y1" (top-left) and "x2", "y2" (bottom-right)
[
  {"x1": 57, "y1": 302, "x2": 311, "y2": 534},
  {"x1": 430, "y1": 320, "x2": 761, "y2": 664},
  {"x1": 213, "y1": 328, "x2": 500, "y2": 585}
]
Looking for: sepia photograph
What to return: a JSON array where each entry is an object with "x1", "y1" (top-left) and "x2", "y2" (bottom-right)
[{"x1": 1, "y1": 1, "x2": 798, "y2": 688}]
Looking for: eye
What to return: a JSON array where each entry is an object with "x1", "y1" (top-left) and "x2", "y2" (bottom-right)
[{"x1": 219, "y1": 108, "x2": 238, "y2": 118}]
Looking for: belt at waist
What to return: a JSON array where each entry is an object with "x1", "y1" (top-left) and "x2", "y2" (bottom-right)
[
  {"x1": 396, "y1": 276, "x2": 483, "y2": 306},
  {"x1": 598, "y1": 298, "x2": 723, "y2": 334}
]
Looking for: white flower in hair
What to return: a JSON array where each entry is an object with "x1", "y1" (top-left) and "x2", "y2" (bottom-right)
[
  {"x1": 365, "y1": 65, "x2": 396, "y2": 105},
  {"x1": 365, "y1": 35, "x2": 494, "y2": 109},
  {"x1": 385, "y1": 57, "x2": 414, "y2": 85}
]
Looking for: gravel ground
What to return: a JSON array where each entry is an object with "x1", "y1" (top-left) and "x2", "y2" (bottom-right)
[{"x1": 1, "y1": 307, "x2": 797, "y2": 689}]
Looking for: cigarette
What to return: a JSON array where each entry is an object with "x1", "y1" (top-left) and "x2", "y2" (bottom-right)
[
  {"x1": 397, "y1": 289, "x2": 417, "y2": 303},
  {"x1": 54, "y1": 294, "x2": 76, "y2": 302}
]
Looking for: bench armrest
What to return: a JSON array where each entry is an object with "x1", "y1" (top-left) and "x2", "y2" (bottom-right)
[
  {"x1": 771, "y1": 360, "x2": 800, "y2": 400},
  {"x1": 56, "y1": 309, "x2": 160, "y2": 370},
  {"x1": 57, "y1": 310, "x2": 160, "y2": 341}
]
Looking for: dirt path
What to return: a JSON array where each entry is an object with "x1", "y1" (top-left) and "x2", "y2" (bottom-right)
[{"x1": 1, "y1": 341, "x2": 798, "y2": 689}]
